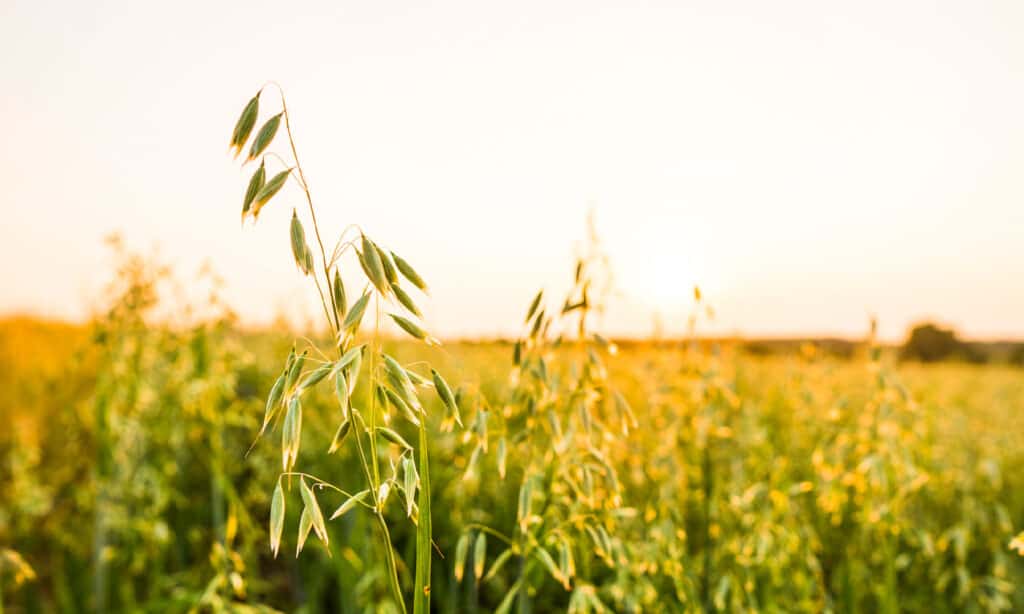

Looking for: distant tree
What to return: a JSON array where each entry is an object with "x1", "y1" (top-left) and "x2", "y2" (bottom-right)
[
  {"x1": 901, "y1": 323, "x2": 964, "y2": 362},
  {"x1": 1010, "y1": 344, "x2": 1024, "y2": 367}
]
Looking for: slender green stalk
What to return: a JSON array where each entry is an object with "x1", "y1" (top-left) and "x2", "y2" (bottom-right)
[
  {"x1": 413, "y1": 419, "x2": 432, "y2": 614},
  {"x1": 278, "y1": 89, "x2": 340, "y2": 333},
  {"x1": 702, "y1": 441, "x2": 713, "y2": 613},
  {"x1": 91, "y1": 393, "x2": 111, "y2": 614}
]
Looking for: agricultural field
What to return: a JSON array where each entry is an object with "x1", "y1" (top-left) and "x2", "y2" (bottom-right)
[
  {"x1": 2, "y1": 85, "x2": 1024, "y2": 614},
  {"x1": 2, "y1": 276, "x2": 1023, "y2": 612}
]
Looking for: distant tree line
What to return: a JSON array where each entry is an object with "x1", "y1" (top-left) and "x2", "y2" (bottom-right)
[
  {"x1": 731, "y1": 323, "x2": 1024, "y2": 366},
  {"x1": 901, "y1": 322, "x2": 1024, "y2": 365}
]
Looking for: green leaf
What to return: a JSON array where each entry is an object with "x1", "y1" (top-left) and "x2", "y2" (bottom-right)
[
  {"x1": 269, "y1": 480, "x2": 285, "y2": 557},
  {"x1": 230, "y1": 93, "x2": 260, "y2": 156},
  {"x1": 248, "y1": 112, "x2": 282, "y2": 161}
]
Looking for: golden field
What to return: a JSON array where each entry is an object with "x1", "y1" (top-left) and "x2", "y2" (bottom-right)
[{"x1": 2, "y1": 298, "x2": 1022, "y2": 612}]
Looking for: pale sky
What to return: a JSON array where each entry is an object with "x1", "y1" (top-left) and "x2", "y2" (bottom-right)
[{"x1": 2, "y1": 0, "x2": 1023, "y2": 340}]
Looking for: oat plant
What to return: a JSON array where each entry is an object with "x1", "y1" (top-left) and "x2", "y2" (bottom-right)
[
  {"x1": 454, "y1": 243, "x2": 634, "y2": 613},
  {"x1": 228, "y1": 84, "x2": 459, "y2": 613}
]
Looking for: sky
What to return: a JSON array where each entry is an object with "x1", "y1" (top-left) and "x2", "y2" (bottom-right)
[{"x1": 2, "y1": 0, "x2": 1023, "y2": 340}]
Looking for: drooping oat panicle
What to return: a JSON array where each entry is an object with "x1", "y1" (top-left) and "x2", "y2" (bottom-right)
[{"x1": 229, "y1": 85, "x2": 461, "y2": 614}]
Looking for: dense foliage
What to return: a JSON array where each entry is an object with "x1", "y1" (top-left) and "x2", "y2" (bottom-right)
[{"x1": 2, "y1": 286, "x2": 1023, "y2": 612}]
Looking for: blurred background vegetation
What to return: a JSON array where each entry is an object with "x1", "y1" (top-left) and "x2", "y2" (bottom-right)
[{"x1": 1, "y1": 250, "x2": 1023, "y2": 613}]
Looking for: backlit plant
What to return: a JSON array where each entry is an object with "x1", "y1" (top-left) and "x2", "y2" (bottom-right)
[{"x1": 228, "y1": 84, "x2": 459, "y2": 614}]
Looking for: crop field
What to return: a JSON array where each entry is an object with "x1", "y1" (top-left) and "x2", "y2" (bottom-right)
[
  {"x1": 2, "y1": 85, "x2": 1024, "y2": 614},
  {"x1": 2, "y1": 283, "x2": 1023, "y2": 613}
]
